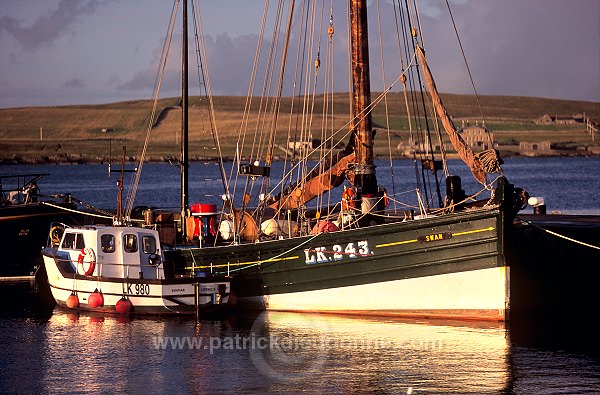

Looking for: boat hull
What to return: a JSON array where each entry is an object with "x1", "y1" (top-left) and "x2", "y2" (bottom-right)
[
  {"x1": 0, "y1": 202, "x2": 84, "y2": 278},
  {"x1": 167, "y1": 207, "x2": 509, "y2": 321},
  {"x1": 241, "y1": 266, "x2": 508, "y2": 321},
  {"x1": 42, "y1": 248, "x2": 231, "y2": 315},
  {"x1": 508, "y1": 214, "x2": 600, "y2": 320}
]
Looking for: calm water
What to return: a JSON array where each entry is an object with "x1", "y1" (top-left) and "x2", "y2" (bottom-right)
[
  {"x1": 2, "y1": 157, "x2": 600, "y2": 213},
  {"x1": 1, "y1": 157, "x2": 600, "y2": 394}
]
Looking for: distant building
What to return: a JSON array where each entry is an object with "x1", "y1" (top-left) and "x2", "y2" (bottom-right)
[
  {"x1": 397, "y1": 126, "x2": 495, "y2": 157},
  {"x1": 519, "y1": 141, "x2": 553, "y2": 156},
  {"x1": 287, "y1": 132, "x2": 322, "y2": 153},
  {"x1": 397, "y1": 136, "x2": 446, "y2": 156},
  {"x1": 534, "y1": 114, "x2": 584, "y2": 125},
  {"x1": 458, "y1": 126, "x2": 494, "y2": 150}
]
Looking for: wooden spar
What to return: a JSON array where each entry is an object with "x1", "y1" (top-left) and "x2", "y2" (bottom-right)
[
  {"x1": 415, "y1": 44, "x2": 487, "y2": 184},
  {"x1": 350, "y1": 0, "x2": 378, "y2": 196},
  {"x1": 181, "y1": 0, "x2": 189, "y2": 237},
  {"x1": 267, "y1": 132, "x2": 357, "y2": 211},
  {"x1": 267, "y1": 0, "x2": 379, "y2": 211},
  {"x1": 269, "y1": 153, "x2": 356, "y2": 211}
]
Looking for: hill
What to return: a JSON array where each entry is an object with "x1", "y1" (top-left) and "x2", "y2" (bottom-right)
[{"x1": 0, "y1": 93, "x2": 598, "y2": 163}]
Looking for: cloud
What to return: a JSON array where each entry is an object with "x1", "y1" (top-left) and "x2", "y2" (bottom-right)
[
  {"x1": 63, "y1": 78, "x2": 86, "y2": 88},
  {"x1": 0, "y1": 0, "x2": 109, "y2": 50},
  {"x1": 117, "y1": 33, "x2": 257, "y2": 97},
  {"x1": 107, "y1": 75, "x2": 122, "y2": 87}
]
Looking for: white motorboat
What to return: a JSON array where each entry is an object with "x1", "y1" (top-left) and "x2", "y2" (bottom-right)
[{"x1": 42, "y1": 224, "x2": 231, "y2": 315}]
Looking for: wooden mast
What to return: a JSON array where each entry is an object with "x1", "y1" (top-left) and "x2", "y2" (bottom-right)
[
  {"x1": 181, "y1": 0, "x2": 189, "y2": 238},
  {"x1": 350, "y1": 0, "x2": 377, "y2": 197}
]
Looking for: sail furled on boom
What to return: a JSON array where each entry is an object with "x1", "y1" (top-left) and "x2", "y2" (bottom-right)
[
  {"x1": 268, "y1": 154, "x2": 355, "y2": 211},
  {"x1": 267, "y1": 133, "x2": 356, "y2": 211},
  {"x1": 415, "y1": 45, "x2": 502, "y2": 184}
]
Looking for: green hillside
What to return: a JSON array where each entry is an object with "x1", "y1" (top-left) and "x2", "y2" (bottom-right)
[{"x1": 0, "y1": 93, "x2": 598, "y2": 163}]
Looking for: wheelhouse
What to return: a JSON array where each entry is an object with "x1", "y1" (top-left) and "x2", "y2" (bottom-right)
[{"x1": 57, "y1": 226, "x2": 164, "y2": 280}]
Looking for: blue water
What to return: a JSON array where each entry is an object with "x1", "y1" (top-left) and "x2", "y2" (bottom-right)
[
  {"x1": 1, "y1": 158, "x2": 600, "y2": 393},
  {"x1": 3, "y1": 157, "x2": 600, "y2": 214}
]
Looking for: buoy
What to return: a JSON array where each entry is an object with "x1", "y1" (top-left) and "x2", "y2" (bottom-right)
[
  {"x1": 115, "y1": 297, "x2": 132, "y2": 314},
  {"x1": 66, "y1": 292, "x2": 79, "y2": 309},
  {"x1": 88, "y1": 289, "x2": 104, "y2": 308},
  {"x1": 219, "y1": 220, "x2": 234, "y2": 240},
  {"x1": 260, "y1": 218, "x2": 297, "y2": 237}
]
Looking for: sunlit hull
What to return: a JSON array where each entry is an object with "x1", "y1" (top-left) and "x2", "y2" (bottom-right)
[
  {"x1": 168, "y1": 207, "x2": 510, "y2": 321},
  {"x1": 242, "y1": 266, "x2": 508, "y2": 321},
  {"x1": 42, "y1": 248, "x2": 231, "y2": 315}
]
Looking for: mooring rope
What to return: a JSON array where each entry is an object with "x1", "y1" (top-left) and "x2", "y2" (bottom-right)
[
  {"x1": 41, "y1": 202, "x2": 112, "y2": 220},
  {"x1": 214, "y1": 232, "x2": 323, "y2": 274},
  {"x1": 40, "y1": 201, "x2": 144, "y2": 223},
  {"x1": 517, "y1": 217, "x2": 600, "y2": 251}
]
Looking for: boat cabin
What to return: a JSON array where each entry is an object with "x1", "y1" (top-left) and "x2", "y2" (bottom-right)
[{"x1": 56, "y1": 226, "x2": 164, "y2": 280}]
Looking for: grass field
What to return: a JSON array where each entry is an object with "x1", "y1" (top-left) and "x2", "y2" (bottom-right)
[{"x1": 1, "y1": 93, "x2": 598, "y2": 163}]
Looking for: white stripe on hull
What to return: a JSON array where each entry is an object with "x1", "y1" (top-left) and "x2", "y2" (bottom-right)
[{"x1": 241, "y1": 267, "x2": 509, "y2": 321}]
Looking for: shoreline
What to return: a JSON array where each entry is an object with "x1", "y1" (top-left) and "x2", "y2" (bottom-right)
[{"x1": 2, "y1": 150, "x2": 599, "y2": 165}]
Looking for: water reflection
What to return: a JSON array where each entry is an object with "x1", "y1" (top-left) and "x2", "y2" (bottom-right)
[
  {"x1": 235, "y1": 312, "x2": 510, "y2": 394},
  {"x1": 1, "y1": 281, "x2": 600, "y2": 394}
]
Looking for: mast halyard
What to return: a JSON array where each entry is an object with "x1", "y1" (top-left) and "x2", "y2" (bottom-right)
[
  {"x1": 350, "y1": 0, "x2": 377, "y2": 197},
  {"x1": 181, "y1": 0, "x2": 190, "y2": 238}
]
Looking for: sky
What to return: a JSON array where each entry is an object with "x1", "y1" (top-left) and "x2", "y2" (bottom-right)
[{"x1": 0, "y1": 0, "x2": 598, "y2": 109}]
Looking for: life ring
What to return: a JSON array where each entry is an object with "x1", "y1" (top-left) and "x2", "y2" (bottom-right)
[
  {"x1": 78, "y1": 247, "x2": 96, "y2": 275},
  {"x1": 341, "y1": 188, "x2": 356, "y2": 210},
  {"x1": 49, "y1": 225, "x2": 64, "y2": 246}
]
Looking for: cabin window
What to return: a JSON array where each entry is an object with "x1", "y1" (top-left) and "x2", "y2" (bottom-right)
[
  {"x1": 101, "y1": 234, "x2": 115, "y2": 253},
  {"x1": 61, "y1": 232, "x2": 85, "y2": 250},
  {"x1": 142, "y1": 235, "x2": 157, "y2": 254},
  {"x1": 123, "y1": 234, "x2": 138, "y2": 253}
]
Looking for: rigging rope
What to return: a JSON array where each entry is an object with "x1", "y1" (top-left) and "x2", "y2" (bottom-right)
[
  {"x1": 124, "y1": 0, "x2": 180, "y2": 219},
  {"x1": 191, "y1": 0, "x2": 231, "y2": 203},
  {"x1": 444, "y1": 0, "x2": 487, "y2": 129},
  {"x1": 375, "y1": 0, "x2": 398, "y2": 211},
  {"x1": 229, "y1": 0, "x2": 272, "y2": 217}
]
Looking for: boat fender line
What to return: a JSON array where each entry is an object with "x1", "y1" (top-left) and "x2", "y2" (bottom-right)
[{"x1": 78, "y1": 247, "x2": 96, "y2": 275}]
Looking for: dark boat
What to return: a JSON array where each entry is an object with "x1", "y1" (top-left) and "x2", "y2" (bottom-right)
[
  {"x1": 0, "y1": 174, "x2": 86, "y2": 278},
  {"x1": 508, "y1": 213, "x2": 600, "y2": 321}
]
